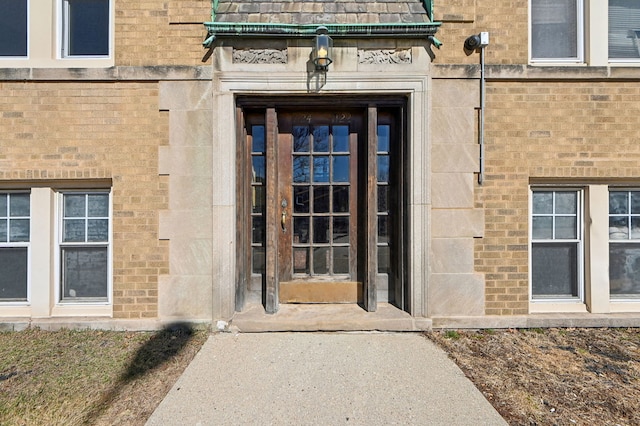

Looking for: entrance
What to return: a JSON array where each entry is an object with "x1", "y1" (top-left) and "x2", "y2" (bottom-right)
[
  {"x1": 236, "y1": 99, "x2": 407, "y2": 314},
  {"x1": 276, "y1": 111, "x2": 362, "y2": 303}
]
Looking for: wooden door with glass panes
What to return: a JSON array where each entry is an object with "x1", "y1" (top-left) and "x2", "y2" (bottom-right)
[
  {"x1": 239, "y1": 102, "x2": 405, "y2": 314},
  {"x1": 276, "y1": 111, "x2": 362, "y2": 303}
]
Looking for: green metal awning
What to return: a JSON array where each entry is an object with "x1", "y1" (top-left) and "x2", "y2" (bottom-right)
[{"x1": 203, "y1": 0, "x2": 441, "y2": 48}]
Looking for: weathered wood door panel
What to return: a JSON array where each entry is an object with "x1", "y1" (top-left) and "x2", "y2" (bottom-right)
[{"x1": 276, "y1": 111, "x2": 363, "y2": 303}]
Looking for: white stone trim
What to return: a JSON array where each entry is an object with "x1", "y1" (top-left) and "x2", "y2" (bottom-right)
[
  {"x1": 212, "y1": 68, "x2": 431, "y2": 319},
  {"x1": 529, "y1": 302, "x2": 588, "y2": 313}
]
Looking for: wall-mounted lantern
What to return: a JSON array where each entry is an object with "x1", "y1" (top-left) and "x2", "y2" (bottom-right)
[{"x1": 312, "y1": 26, "x2": 333, "y2": 71}]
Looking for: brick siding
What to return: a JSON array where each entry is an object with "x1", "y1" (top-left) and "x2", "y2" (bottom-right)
[{"x1": 0, "y1": 82, "x2": 169, "y2": 319}]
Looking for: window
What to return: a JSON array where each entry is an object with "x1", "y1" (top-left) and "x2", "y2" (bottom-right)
[
  {"x1": 531, "y1": 0, "x2": 583, "y2": 62},
  {"x1": 0, "y1": 193, "x2": 30, "y2": 302},
  {"x1": 531, "y1": 190, "x2": 582, "y2": 300},
  {"x1": 609, "y1": 1, "x2": 640, "y2": 60},
  {"x1": 609, "y1": 190, "x2": 640, "y2": 297},
  {"x1": 60, "y1": 192, "x2": 110, "y2": 302},
  {"x1": 62, "y1": 0, "x2": 110, "y2": 57},
  {"x1": 0, "y1": 0, "x2": 28, "y2": 57}
]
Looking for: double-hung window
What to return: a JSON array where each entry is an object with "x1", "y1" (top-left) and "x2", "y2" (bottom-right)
[
  {"x1": 530, "y1": 0, "x2": 583, "y2": 62},
  {"x1": 609, "y1": 190, "x2": 640, "y2": 297},
  {"x1": 531, "y1": 190, "x2": 582, "y2": 300},
  {"x1": 609, "y1": 1, "x2": 640, "y2": 61},
  {"x1": 0, "y1": 0, "x2": 28, "y2": 57},
  {"x1": 60, "y1": 192, "x2": 110, "y2": 302},
  {"x1": 0, "y1": 193, "x2": 30, "y2": 302},
  {"x1": 62, "y1": 0, "x2": 110, "y2": 57}
]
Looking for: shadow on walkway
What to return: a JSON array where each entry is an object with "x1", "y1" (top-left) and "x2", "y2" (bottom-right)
[{"x1": 81, "y1": 322, "x2": 196, "y2": 425}]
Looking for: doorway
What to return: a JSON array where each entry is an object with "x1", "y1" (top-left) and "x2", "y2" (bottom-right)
[{"x1": 236, "y1": 98, "x2": 407, "y2": 314}]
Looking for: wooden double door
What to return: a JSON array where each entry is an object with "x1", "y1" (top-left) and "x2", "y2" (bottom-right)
[{"x1": 237, "y1": 101, "x2": 406, "y2": 314}]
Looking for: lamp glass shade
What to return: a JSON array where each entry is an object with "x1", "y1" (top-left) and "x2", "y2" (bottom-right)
[{"x1": 313, "y1": 33, "x2": 333, "y2": 69}]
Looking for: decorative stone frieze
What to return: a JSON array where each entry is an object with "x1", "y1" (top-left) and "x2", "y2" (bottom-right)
[
  {"x1": 232, "y1": 48, "x2": 288, "y2": 64},
  {"x1": 358, "y1": 49, "x2": 412, "y2": 64}
]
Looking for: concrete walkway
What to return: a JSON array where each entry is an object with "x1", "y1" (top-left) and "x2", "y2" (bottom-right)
[{"x1": 146, "y1": 332, "x2": 507, "y2": 426}]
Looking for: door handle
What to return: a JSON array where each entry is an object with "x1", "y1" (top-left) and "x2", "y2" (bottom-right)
[{"x1": 281, "y1": 198, "x2": 288, "y2": 233}]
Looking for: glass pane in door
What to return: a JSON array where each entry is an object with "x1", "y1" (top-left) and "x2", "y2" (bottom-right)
[{"x1": 291, "y1": 123, "x2": 352, "y2": 277}]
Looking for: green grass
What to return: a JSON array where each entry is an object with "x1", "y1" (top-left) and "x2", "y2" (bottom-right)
[
  {"x1": 0, "y1": 325, "x2": 208, "y2": 425},
  {"x1": 444, "y1": 330, "x2": 461, "y2": 340}
]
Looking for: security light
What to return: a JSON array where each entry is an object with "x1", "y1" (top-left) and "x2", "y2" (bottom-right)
[{"x1": 464, "y1": 32, "x2": 489, "y2": 56}]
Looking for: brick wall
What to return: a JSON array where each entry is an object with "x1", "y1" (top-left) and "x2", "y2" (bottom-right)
[
  {"x1": 434, "y1": 0, "x2": 529, "y2": 65},
  {"x1": 0, "y1": 82, "x2": 169, "y2": 319},
  {"x1": 478, "y1": 81, "x2": 640, "y2": 314},
  {"x1": 115, "y1": 0, "x2": 211, "y2": 66}
]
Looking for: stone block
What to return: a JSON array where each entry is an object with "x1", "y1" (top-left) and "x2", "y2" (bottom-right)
[
  {"x1": 431, "y1": 107, "x2": 475, "y2": 145},
  {"x1": 169, "y1": 175, "x2": 213, "y2": 209},
  {"x1": 170, "y1": 239, "x2": 213, "y2": 276},
  {"x1": 432, "y1": 143, "x2": 479, "y2": 173},
  {"x1": 170, "y1": 110, "x2": 214, "y2": 147},
  {"x1": 159, "y1": 81, "x2": 213, "y2": 111},
  {"x1": 159, "y1": 209, "x2": 213, "y2": 240},
  {"x1": 158, "y1": 275, "x2": 213, "y2": 320},
  {"x1": 159, "y1": 146, "x2": 213, "y2": 177},
  {"x1": 432, "y1": 209, "x2": 484, "y2": 238},
  {"x1": 432, "y1": 79, "x2": 478, "y2": 108},
  {"x1": 431, "y1": 238, "x2": 474, "y2": 273},
  {"x1": 429, "y1": 273, "x2": 485, "y2": 316},
  {"x1": 431, "y1": 173, "x2": 474, "y2": 208}
]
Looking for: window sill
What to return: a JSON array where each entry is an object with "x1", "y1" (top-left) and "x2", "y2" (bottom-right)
[
  {"x1": 51, "y1": 304, "x2": 112, "y2": 317},
  {"x1": 529, "y1": 61, "x2": 586, "y2": 67},
  {"x1": 610, "y1": 301, "x2": 640, "y2": 313},
  {"x1": 0, "y1": 305, "x2": 32, "y2": 317},
  {"x1": 0, "y1": 57, "x2": 114, "y2": 69},
  {"x1": 529, "y1": 301, "x2": 588, "y2": 313}
]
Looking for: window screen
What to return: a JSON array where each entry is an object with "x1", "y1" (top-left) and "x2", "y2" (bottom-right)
[
  {"x1": 531, "y1": 0, "x2": 581, "y2": 60},
  {"x1": 609, "y1": 190, "x2": 640, "y2": 296},
  {"x1": 64, "y1": 0, "x2": 109, "y2": 56},
  {"x1": 0, "y1": 0, "x2": 28, "y2": 57},
  {"x1": 0, "y1": 193, "x2": 30, "y2": 301},
  {"x1": 609, "y1": 1, "x2": 640, "y2": 60},
  {"x1": 531, "y1": 190, "x2": 581, "y2": 299},
  {"x1": 60, "y1": 192, "x2": 109, "y2": 302}
]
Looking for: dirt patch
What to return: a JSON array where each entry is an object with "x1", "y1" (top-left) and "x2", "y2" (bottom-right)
[
  {"x1": 428, "y1": 328, "x2": 640, "y2": 426},
  {"x1": 0, "y1": 325, "x2": 208, "y2": 426}
]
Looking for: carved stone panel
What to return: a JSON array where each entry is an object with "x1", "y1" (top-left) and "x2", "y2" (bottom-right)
[
  {"x1": 358, "y1": 49, "x2": 412, "y2": 64},
  {"x1": 232, "y1": 49, "x2": 288, "y2": 64}
]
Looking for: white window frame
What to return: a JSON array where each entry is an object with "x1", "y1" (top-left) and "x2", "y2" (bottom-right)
[
  {"x1": 0, "y1": 0, "x2": 29, "y2": 59},
  {"x1": 55, "y1": 190, "x2": 112, "y2": 307},
  {"x1": 0, "y1": 192, "x2": 31, "y2": 305},
  {"x1": 59, "y1": 0, "x2": 113, "y2": 60},
  {"x1": 608, "y1": 188, "x2": 640, "y2": 300},
  {"x1": 529, "y1": 0, "x2": 585, "y2": 64},
  {"x1": 529, "y1": 188, "x2": 585, "y2": 306}
]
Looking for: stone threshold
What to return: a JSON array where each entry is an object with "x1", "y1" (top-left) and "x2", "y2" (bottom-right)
[{"x1": 230, "y1": 303, "x2": 432, "y2": 332}]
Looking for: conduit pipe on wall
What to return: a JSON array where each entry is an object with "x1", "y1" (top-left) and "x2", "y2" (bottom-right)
[
  {"x1": 479, "y1": 43, "x2": 486, "y2": 185},
  {"x1": 463, "y1": 32, "x2": 489, "y2": 185}
]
